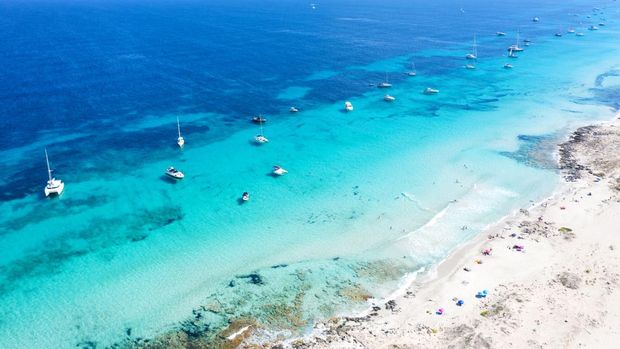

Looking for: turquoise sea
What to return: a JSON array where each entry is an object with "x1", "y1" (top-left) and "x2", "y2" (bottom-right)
[{"x1": 1, "y1": 0, "x2": 620, "y2": 347}]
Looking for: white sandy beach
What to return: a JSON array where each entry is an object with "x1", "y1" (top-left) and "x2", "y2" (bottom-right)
[{"x1": 252, "y1": 117, "x2": 620, "y2": 349}]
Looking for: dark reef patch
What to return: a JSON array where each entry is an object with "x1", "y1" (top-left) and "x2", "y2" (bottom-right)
[
  {"x1": 236, "y1": 273, "x2": 264, "y2": 285},
  {"x1": 499, "y1": 133, "x2": 560, "y2": 170}
]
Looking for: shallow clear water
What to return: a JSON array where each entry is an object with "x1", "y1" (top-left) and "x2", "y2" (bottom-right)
[{"x1": 1, "y1": 0, "x2": 620, "y2": 347}]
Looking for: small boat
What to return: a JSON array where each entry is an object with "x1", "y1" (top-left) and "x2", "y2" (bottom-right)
[
  {"x1": 599, "y1": 23, "x2": 606, "y2": 27},
  {"x1": 377, "y1": 72, "x2": 392, "y2": 88},
  {"x1": 507, "y1": 32, "x2": 524, "y2": 52},
  {"x1": 255, "y1": 120, "x2": 269, "y2": 144},
  {"x1": 465, "y1": 64, "x2": 476, "y2": 70},
  {"x1": 165, "y1": 167, "x2": 184, "y2": 179},
  {"x1": 589, "y1": 25, "x2": 599, "y2": 30},
  {"x1": 465, "y1": 34, "x2": 477, "y2": 60},
  {"x1": 242, "y1": 192, "x2": 250, "y2": 202},
  {"x1": 533, "y1": 17, "x2": 540, "y2": 22},
  {"x1": 273, "y1": 166, "x2": 288, "y2": 176},
  {"x1": 255, "y1": 135, "x2": 269, "y2": 144},
  {"x1": 555, "y1": 32, "x2": 563, "y2": 37},
  {"x1": 508, "y1": 49, "x2": 518, "y2": 58},
  {"x1": 504, "y1": 63, "x2": 513, "y2": 69},
  {"x1": 176, "y1": 116, "x2": 184, "y2": 148},
  {"x1": 344, "y1": 101, "x2": 353, "y2": 112},
  {"x1": 384, "y1": 94, "x2": 395, "y2": 102},
  {"x1": 567, "y1": 28, "x2": 576, "y2": 33},
  {"x1": 252, "y1": 115, "x2": 267, "y2": 124},
  {"x1": 289, "y1": 106, "x2": 299, "y2": 113},
  {"x1": 406, "y1": 61, "x2": 416, "y2": 76},
  {"x1": 576, "y1": 32, "x2": 585, "y2": 36},
  {"x1": 496, "y1": 31, "x2": 506, "y2": 36},
  {"x1": 423, "y1": 87, "x2": 439, "y2": 95},
  {"x1": 44, "y1": 149, "x2": 64, "y2": 197}
]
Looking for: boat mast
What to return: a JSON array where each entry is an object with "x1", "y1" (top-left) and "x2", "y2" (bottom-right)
[{"x1": 45, "y1": 148, "x2": 52, "y2": 182}]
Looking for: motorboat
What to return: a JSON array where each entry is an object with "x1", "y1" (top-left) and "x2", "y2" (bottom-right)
[
  {"x1": 344, "y1": 101, "x2": 353, "y2": 112},
  {"x1": 242, "y1": 192, "x2": 250, "y2": 202},
  {"x1": 255, "y1": 134, "x2": 269, "y2": 144},
  {"x1": 273, "y1": 166, "x2": 288, "y2": 176},
  {"x1": 567, "y1": 28, "x2": 576, "y2": 33},
  {"x1": 589, "y1": 25, "x2": 599, "y2": 30},
  {"x1": 384, "y1": 94, "x2": 395, "y2": 102},
  {"x1": 504, "y1": 63, "x2": 513, "y2": 69},
  {"x1": 424, "y1": 87, "x2": 439, "y2": 94},
  {"x1": 555, "y1": 32, "x2": 563, "y2": 37},
  {"x1": 576, "y1": 32, "x2": 585, "y2": 36},
  {"x1": 252, "y1": 115, "x2": 267, "y2": 123},
  {"x1": 289, "y1": 106, "x2": 299, "y2": 113},
  {"x1": 496, "y1": 31, "x2": 506, "y2": 36},
  {"x1": 465, "y1": 64, "x2": 476, "y2": 70},
  {"x1": 533, "y1": 17, "x2": 540, "y2": 22},
  {"x1": 165, "y1": 167, "x2": 184, "y2": 179},
  {"x1": 44, "y1": 149, "x2": 64, "y2": 197}
]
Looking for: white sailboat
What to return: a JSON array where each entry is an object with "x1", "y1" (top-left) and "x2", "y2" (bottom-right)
[
  {"x1": 255, "y1": 121, "x2": 269, "y2": 144},
  {"x1": 176, "y1": 116, "x2": 184, "y2": 148},
  {"x1": 44, "y1": 149, "x2": 64, "y2": 197},
  {"x1": 507, "y1": 31, "x2": 524, "y2": 52},
  {"x1": 406, "y1": 61, "x2": 417, "y2": 76},
  {"x1": 465, "y1": 34, "x2": 477, "y2": 60},
  {"x1": 377, "y1": 72, "x2": 392, "y2": 88}
]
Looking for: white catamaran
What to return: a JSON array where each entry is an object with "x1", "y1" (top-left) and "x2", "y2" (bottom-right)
[{"x1": 44, "y1": 148, "x2": 64, "y2": 197}]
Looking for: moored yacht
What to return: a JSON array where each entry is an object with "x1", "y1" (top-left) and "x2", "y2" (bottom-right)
[
  {"x1": 504, "y1": 63, "x2": 513, "y2": 69},
  {"x1": 344, "y1": 101, "x2": 354, "y2": 112},
  {"x1": 384, "y1": 94, "x2": 395, "y2": 102},
  {"x1": 252, "y1": 115, "x2": 267, "y2": 123},
  {"x1": 423, "y1": 87, "x2": 439, "y2": 94},
  {"x1": 508, "y1": 49, "x2": 518, "y2": 58},
  {"x1": 273, "y1": 165, "x2": 288, "y2": 176},
  {"x1": 165, "y1": 167, "x2": 184, "y2": 179},
  {"x1": 176, "y1": 116, "x2": 184, "y2": 148},
  {"x1": 377, "y1": 72, "x2": 392, "y2": 88},
  {"x1": 255, "y1": 134, "x2": 269, "y2": 144},
  {"x1": 255, "y1": 120, "x2": 269, "y2": 144},
  {"x1": 406, "y1": 61, "x2": 417, "y2": 76},
  {"x1": 44, "y1": 149, "x2": 64, "y2": 197}
]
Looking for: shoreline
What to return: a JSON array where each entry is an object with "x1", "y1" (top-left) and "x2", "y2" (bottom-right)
[{"x1": 243, "y1": 114, "x2": 620, "y2": 348}]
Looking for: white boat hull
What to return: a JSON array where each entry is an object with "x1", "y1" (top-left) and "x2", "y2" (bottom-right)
[{"x1": 45, "y1": 180, "x2": 64, "y2": 197}]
